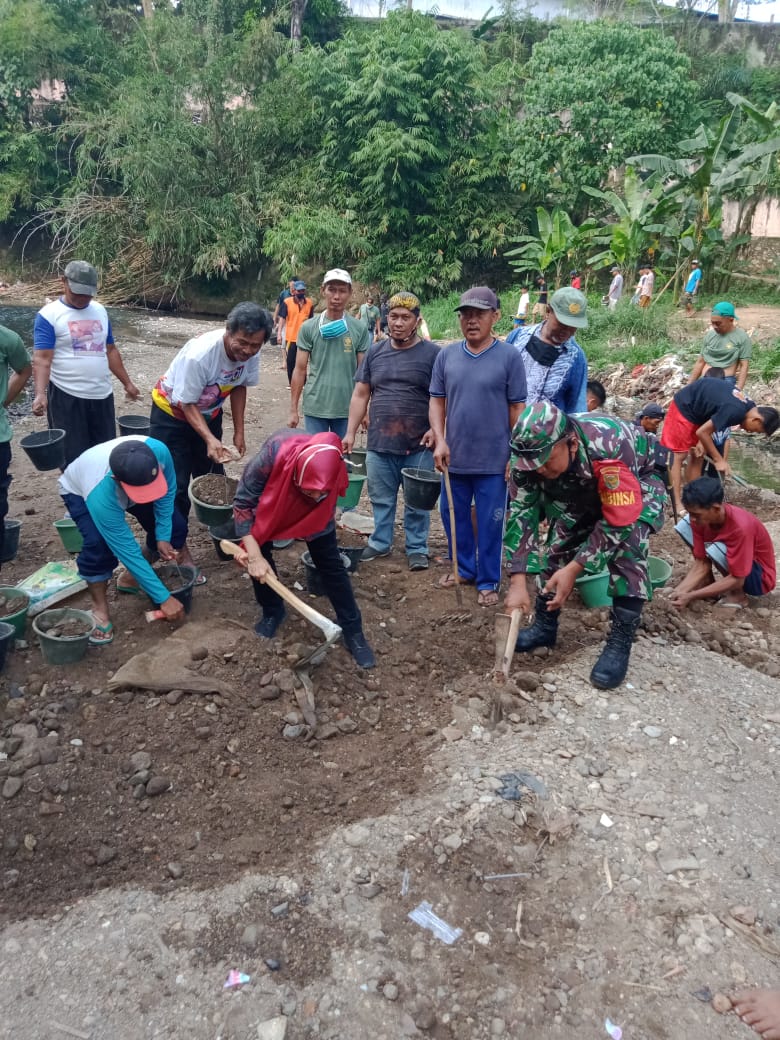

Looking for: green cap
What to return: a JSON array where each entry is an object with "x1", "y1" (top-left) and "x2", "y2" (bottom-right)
[
  {"x1": 712, "y1": 301, "x2": 737, "y2": 319},
  {"x1": 549, "y1": 287, "x2": 588, "y2": 329},
  {"x1": 510, "y1": 402, "x2": 568, "y2": 471}
]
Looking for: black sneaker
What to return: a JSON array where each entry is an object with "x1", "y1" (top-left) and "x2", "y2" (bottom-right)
[
  {"x1": 360, "y1": 545, "x2": 391, "y2": 562},
  {"x1": 408, "y1": 554, "x2": 429, "y2": 571},
  {"x1": 342, "y1": 630, "x2": 376, "y2": 669},
  {"x1": 254, "y1": 608, "x2": 287, "y2": 639}
]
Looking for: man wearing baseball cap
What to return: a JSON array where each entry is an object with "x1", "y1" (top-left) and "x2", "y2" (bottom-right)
[
  {"x1": 289, "y1": 268, "x2": 369, "y2": 439},
  {"x1": 58, "y1": 436, "x2": 186, "y2": 644},
  {"x1": 687, "y1": 301, "x2": 752, "y2": 391},
  {"x1": 683, "y1": 259, "x2": 702, "y2": 316},
  {"x1": 32, "y1": 260, "x2": 141, "y2": 467},
  {"x1": 503, "y1": 401, "x2": 666, "y2": 689},
  {"x1": 277, "y1": 280, "x2": 314, "y2": 387},
  {"x1": 429, "y1": 286, "x2": 527, "y2": 606},
  {"x1": 506, "y1": 287, "x2": 589, "y2": 413}
]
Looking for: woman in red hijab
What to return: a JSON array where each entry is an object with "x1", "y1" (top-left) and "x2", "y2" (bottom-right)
[{"x1": 231, "y1": 429, "x2": 375, "y2": 668}]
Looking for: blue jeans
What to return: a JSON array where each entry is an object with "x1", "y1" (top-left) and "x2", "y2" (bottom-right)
[
  {"x1": 366, "y1": 448, "x2": 433, "y2": 557},
  {"x1": 440, "y1": 472, "x2": 508, "y2": 591},
  {"x1": 304, "y1": 415, "x2": 348, "y2": 439}
]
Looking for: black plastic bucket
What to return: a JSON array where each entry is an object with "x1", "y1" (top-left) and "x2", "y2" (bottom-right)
[
  {"x1": 20, "y1": 429, "x2": 66, "y2": 472},
  {"x1": 156, "y1": 563, "x2": 197, "y2": 614},
  {"x1": 301, "y1": 551, "x2": 351, "y2": 596},
  {"x1": 117, "y1": 414, "x2": 151, "y2": 437},
  {"x1": 0, "y1": 620, "x2": 14, "y2": 672},
  {"x1": 338, "y1": 544, "x2": 363, "y2": 573},
  {"x1": 2, "y1": 519, "x2": 21, "y2": 562},
  {"x1": 401, "y1": 467, "x2": 441, "y2": 511},
  {"x1": 209, "y1": 519, "x2": 239, "y2": 561}
]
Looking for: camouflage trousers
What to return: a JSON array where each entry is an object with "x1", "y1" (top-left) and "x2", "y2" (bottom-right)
[{"x1": 539, "y1": 517, "x2": 653, "y2": 601}]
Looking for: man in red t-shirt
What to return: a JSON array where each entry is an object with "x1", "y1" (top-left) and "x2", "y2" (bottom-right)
[{"x1": 670, "y1": 477, "x2": 776, "y2": 609}]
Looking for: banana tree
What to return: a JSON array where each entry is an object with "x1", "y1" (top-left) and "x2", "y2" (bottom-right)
[{"x1": 505, "y1": 205, "x2": 596, "y2": 287}]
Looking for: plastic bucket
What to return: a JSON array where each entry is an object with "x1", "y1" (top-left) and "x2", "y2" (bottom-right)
[
  {"x1": 338, "y1": 544, "x2": 363, "y2": 573},
  {"x1": 337, "y1": 473, "x2": 366, "y2": 510},
  {"x1": 0, "y1": 587, "x2": 30, "y2": 638},
  {"x1": 0, "y1": 621, "x2": 14, "y2": 672},
  {"x1": 117, "y1": 414, "x2": 151, "y2": 437},
  {"x1": 648, "y1": 555, "x2": 672, "y2": 590},
  {"x1": 189, "y1": 475, "x2": 236, "y2": 527},
  {"x1": 209, "y1": 519, "x2": 239, "y2": 561},
  {"x1": 20, "y1": 429, "x2": 66, "y2": 472},
  {"x1": 2, "y1": 518, "x2": 21, "y2": 562},
  {"x1": 401, "y1": 467, "x2": 441, "y2": 511},
  {"x1": 575, "y1": 570, "x2": 612, "y2": 608},
  {"x1": 346, "y1": 450, "x2": 367, "y2": 475},
  {"x1": 54, "y1": 518, "x2": 84, "y2": 554},
  {"x1": 33, "y1": 607, "x2": 93, "y2": 665},
  {"x1": 301, "y1": 550, "x2": 351, "y2": 596},
  {"x1": 156, "y1": 563, "x2": 197, "y2": 614}
]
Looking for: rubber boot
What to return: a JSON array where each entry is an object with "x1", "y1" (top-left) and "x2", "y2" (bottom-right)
[
  {"x1": 515, "y1": 595, "x2": 560, "y2": 652},
  {"x1": 589, "y1": 606, "x2": 641, "y2": 689}
]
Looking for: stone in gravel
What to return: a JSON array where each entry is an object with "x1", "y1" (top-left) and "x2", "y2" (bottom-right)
[
  {"x1": 38, "y1": 745, "x2": 58, "y2": 766},
  {"x1": 359, "y1": 707, "x2": 381, "y2": 726},
  {"x1": 369, "y1": 929, "x2": 388, "y2": 944},
  {"x1": 441, "y1": 725, "x2": 464, "y2": 742},
  {"x1": 442, "y1": 833, "x2": 462, "y2": 851},
  {"x1": 643, "y1": 726, "x2": 663, "y2": 738},
  {"x1": 314, "y1": 723, "x2": 339, "y2": 741},
  {"x1": 265, "y1": 957, "x2": 281, "y2": 972},
  {"x1": 344, "y1": 824, "x2": 370, "y2": 848},
  {"x1": 191, "y1": 646, "x2": 208, "y2": 661},
  {"x1": 382, "y1": 982, "x2": 399, "y2": 1001},
  {"x1": 241, "y1": 923, "x2": 259, "y2": 946},
  {"x1": 95, "y1": 844, "x2": 117, "y2": 866},
  {"x1": 130, "y1": 751, "x2": 152, "y2": 772},
  {"x1": 2, "y1": 777, "x2": 23, "y2": 799},
  {"x1": 165, "y1": 689, "x2": 185, "y2": 705},
  {"x1": 413, "y1": 1002, "x2": 437, "y2": 1031},
  {"x1": 274, "y1": 669, "x2": 296, "y2": 693},
  {"x1": 259, "y1": 685, "x2": 281, "y2": 701},
  {"x1": 39, "y1": 801, "x2": 65, "y2": 815},
  {"x1": 257, "y1": 1018, "x2": 287, "y2": 1040},
  {"x1": 491, "y1": 1019, "x2": 506, "y2": 1036},
  {"x1": 271, "y1": 902, "x2": 289, "y2": 918},
  {"x1": 146, "y1": 776, "x2": 171, "y2": 797},
  {"x1": 513, "y1": 671, "x2": 540, "y2": 692},
  {"x1": 712, "y1": 993, "x2": 733, "y2": 1014},
  {"x1": 167, "y1": 862, "x2": 183, "y2": 879},
  {"x1": 730, "y1": 905, "x2": 757, "y2": 926},
  {"x1": 282, "y1": 724, "x2": 305, "y2": 740},
  {"x1": 357, "y1": 883, "x2": 382, "y2": 900},
  {"x1": 657, "y1": 852, "x2": 700, "y2": 873},
  {"x1": 336, "y1": 716, "x2": 358, "y2": 734}
]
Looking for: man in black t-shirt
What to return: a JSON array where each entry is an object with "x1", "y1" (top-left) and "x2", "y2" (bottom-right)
[{"x1": 660, "y1": 379, "x2": 778, "y2": 515}]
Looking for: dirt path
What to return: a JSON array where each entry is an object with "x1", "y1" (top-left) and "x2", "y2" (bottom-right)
[{"x1": 1, "y1": 317, "x2": 779, "y2": 1040}]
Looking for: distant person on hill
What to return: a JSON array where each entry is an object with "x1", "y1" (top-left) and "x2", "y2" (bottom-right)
[
  {"x1": 358, "y1": 296, "x2": 381, "y2": 341},
  {"x1": 0, "y1": 323, "x2": 31, "y2": 568},
  {"x1": 531, "y1": 274, "x2": 548, "y2": 322},
  {"x1": 660, "y1": 378, "x2": 779, "y2": 516},
  {"x1": 638, "y1": 265, "x2": 654, "y2": 309},
  {"x1": 670, "y1": 476, "x2": 776, "y2": 610},
  {"x1": 514, "y1": 285, "x2": 530, "y2": 328},
  {"x1": 289, "y1": 268, "x2": 369, "y2": 440},
  {"x1": 272, "y1": 278, "x2": 295, "y2": 351},
  {"x1": 683, "y1": 259, "x2": 702, "y2": 316},
  {"x1": 32, "y1": 260, "x2": 141, "y2": 467},
  {"x1": 687, "y1": 301, "x2": 752, "y2": 391},
  {"x1": 631, "y1": 266, "x2": 647, "y2": 306},
  {"x1": 605, "y1": 266, "x2": 623, "y2": 310},
  {"x1": 569, "y1": 270, "x2": 582, "y2": 290},
  {"x1": 506, "y1": 288, "x2": 589, "y2": 413},
  {"x1": 277, "y1": 280, "x2": 314, "y2": 387},
  {"x1": 586, "y1": 380, "x2": 607, "y2": 412}
]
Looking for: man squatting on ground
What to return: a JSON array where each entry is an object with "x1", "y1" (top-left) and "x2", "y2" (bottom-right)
[{"x1": 503, "y1": 402, "x2": 666, "y2": 690}]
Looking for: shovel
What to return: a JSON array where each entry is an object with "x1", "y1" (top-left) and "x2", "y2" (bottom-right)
[{"x1": 494, "y1": 609, "x2": 523, "y2": 680}]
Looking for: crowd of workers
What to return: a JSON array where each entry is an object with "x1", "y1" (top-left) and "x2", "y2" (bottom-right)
[{"x1": 0, "y1": 261, "x2": 777, "y2": 691}]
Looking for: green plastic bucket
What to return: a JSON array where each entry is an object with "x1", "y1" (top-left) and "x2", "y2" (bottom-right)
[
  {"x1": 0, "y1": 621, "x2": 14, "y2": 672},
  {"x1": 648, "y1": 555, "x2": 672, "y2": 590},
  {"x1": 575, "y1": 555, "x2": 673, "y2": 608},
  {"x1": 337, "y1": 473, "x2": 366, "y2": 510},
  {"x1": 53, "y1": 518, "x2": 84, "y2": 554},
  {"x1": 33, "y1": 607, "x2": 93, "y2": 665},
  {"x1": 189, "y1": 475, "x2": 236, "y2": 527},
  {"x1": 2, "y1": 518, "x2": 22, "y2": 562},
  {"x1": 0, "y1": 586, "x2": 29, "y2": 639}
]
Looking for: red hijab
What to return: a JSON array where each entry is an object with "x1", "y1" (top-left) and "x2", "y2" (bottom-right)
[{"x1": 250, "y1": 432, "x2": 349, "y2": 545}]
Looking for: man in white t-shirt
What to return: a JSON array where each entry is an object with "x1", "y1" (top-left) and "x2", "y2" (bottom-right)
[
  {"x1": 148, "y1": 302, "x2": 272, "y2": 573},
  {"x1": 32, "y1": 260, "x2": 140, "y2": 467}
]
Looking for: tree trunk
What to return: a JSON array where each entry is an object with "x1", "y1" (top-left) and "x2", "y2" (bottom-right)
[
  {"x1": 290, "y1": 0, "x2": 308, "y2": 45},
  {"x1": 141, "y1": 0, "x2": 153, "y2": 17}
]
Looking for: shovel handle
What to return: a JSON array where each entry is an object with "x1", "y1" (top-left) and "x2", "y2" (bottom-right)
[
  {"x1": 501, "y1": 609, "x2": 523, "y2": 678},
  {"x1": 219, "y1": 540, "x2": 342, "y2": 641}
]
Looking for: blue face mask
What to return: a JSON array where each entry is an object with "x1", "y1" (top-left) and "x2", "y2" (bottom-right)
[{"x1": 320, "y1": 317, "x2": 348, "y2": 339}]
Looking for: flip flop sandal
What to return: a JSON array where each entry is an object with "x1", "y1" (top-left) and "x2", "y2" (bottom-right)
[
  {"x1": 477, "y1": 589, "x2": 500, "y2": 607},
  {"x1": 89, "y1": 619, "x2": 115, "y2": 646},
  {"x1": 193, "y1": 570, "x2": 208, "y2": 587}
]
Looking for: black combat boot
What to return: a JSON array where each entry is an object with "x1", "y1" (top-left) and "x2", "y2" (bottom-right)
[
  {"x1": 590, "y1": 606, "x2": 642, "y2": 689},
  {"x1": 515, "y1": 595, "x2": 560, "y2": 652}
]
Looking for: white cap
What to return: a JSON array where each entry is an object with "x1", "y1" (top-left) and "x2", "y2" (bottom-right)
[{"x1": 322, "y1": 268, "x2": 352, "y2": 286}]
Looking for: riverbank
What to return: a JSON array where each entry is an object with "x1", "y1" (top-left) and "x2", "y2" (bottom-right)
[{"x1": 1, "y1": 321, "x2": 779, "y2": 1040}]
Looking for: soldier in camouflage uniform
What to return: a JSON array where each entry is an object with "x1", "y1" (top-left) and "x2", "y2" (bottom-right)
[{"x1": 504, "y1": 401, "x2": 666, "y2": 689}]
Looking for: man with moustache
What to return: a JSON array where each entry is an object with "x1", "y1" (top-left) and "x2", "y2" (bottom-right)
[{"x1": 506, "y1": 287, "x2": 589, "y2": 414}]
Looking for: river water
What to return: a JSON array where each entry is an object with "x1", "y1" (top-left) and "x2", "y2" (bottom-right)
[{"x1": 2, "y1": 302, "x2": 779, "y2": 491}]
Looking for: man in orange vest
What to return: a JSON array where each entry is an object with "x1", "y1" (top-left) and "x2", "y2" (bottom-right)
[{"x1": 278, "y1": 280, "x2": 315, "y2": 387}]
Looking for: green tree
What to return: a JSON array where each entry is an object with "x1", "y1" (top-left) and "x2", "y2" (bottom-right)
[
  {"x1": 583, "y1": 168, "x2": 672, "y2": 275},
  {"x1": 509, "y1": 21, "x2": 699, "y2": 213},
  {"x1": 264, "y1": 11, "x2": 520, "y2": 294},
  {"x1": 505, "y1": 206, "x2": 596, "y2": 287}
]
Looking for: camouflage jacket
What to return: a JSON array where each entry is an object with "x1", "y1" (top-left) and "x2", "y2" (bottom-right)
[{"x1": 504, "y1": 414, "x2": 666, "y2": 574}]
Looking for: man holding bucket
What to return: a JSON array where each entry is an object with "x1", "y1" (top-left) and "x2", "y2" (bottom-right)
[
  {"x1": 59, "y1": 437, "x2": 186, "y2": 644},
  {"x1": 504, "y1": 402, "x2": 666, "y2": 690},
  {"x1": 343, "y1": 292, "x2": 439, "y2": 571},
  {"x1": 0, "y1": 323, "x2": 31, "y2": 569},
  {"x1": 149, "y1": 302, "x2": 273, "y2": 576}
]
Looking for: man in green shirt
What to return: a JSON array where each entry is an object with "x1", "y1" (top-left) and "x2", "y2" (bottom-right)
[
  {"x1": 289, "y1": 268, "x2": 369, "y2": 439},
  {"x1": 358, "y1": 296, "x2": 381, "y2": 341},
  {"x1": 0, "y1": 325, "x2": 32, "y2": 568},
  {"x1": 687, "y1": 301, "x2": 752, "y2": 390}
]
